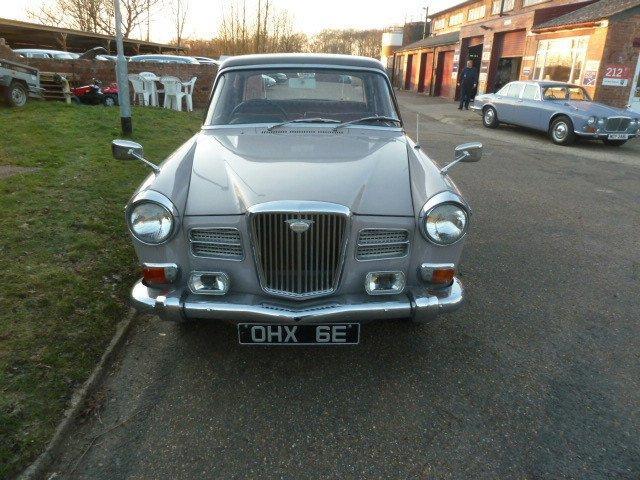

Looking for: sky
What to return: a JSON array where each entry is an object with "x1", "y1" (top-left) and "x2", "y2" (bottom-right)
[{"x1": 3, "y1": 0, "x2": 465, "y2": 43}]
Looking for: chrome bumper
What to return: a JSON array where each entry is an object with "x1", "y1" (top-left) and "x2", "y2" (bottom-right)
[
  {"x1": 131, "y1": 278, "x2": 465, "y2": 324},
  {"x1": 575, "y1": 131, "x2": 637, "y2": 139}
]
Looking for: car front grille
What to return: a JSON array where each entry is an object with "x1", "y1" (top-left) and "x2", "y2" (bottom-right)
[
  {"x1": 189, "y1": 228, "x2": 243, "y2": 260},
  {"x1": 251, "y1": 211, "x2": 348, "y2": 299},
  {"x1": 605, "y1": 117, "x2": 631, "y2": 132},
  {"x1": 356, "y1": 229, "x2": 410, "y2": 260}
]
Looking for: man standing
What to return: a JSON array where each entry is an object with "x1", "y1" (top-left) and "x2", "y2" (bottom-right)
[{"x1": 458, "y1": 60, "x2": 478, "y2": 110}]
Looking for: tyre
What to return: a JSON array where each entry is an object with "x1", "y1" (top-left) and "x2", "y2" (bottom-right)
[
  {"x1": 482, "y1": 106, "x2": 499, "y2": 129},
  {"x1": 102, "y1": 95, "x2": 117, "y2": 107},
  {"x1": 602, "y1": 139, "x2": 627, "y2": 147},
  {"x1": 70, "y1": 96, "x2": 81, "y2": 104},
  {"x1": 5, "y1": 81, "x2": 28, "y2": 107},
  {"x1": 549, "y1": 116, "x2": 576, "y2": 146}
]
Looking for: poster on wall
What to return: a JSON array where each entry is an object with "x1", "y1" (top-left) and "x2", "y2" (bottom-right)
[
  {"x1": 582, "y1": 60, "x2": 600, "y2": 87},
  {"x1": 602, "y1": 64, "x2": 630, "y2": 86}
]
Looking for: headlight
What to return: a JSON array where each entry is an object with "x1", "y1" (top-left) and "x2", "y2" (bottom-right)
[
  {"x1": 422, "y1": 203, "x2": 468, "y2": 245},
  {"x1": 128, "y1": 201, "x2": 174, "y2": 244},
  {"x1": 587, "y1": 116, "x2": 597, "y2": 125},
  {"x1": 597, "y1": 118, "x2": 606, "y2": 125}
]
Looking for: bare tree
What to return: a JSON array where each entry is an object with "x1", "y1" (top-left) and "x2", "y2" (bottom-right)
[
  {"x1": 28, "y1": 0, "x2": 161, "y2": 39},
  {"x1": 308, "y1": 28, "x2": 383, "y2": 57},
  {"x1": 216, "y1": 0, "x2": 301, "y2": 55},
  {"x1": 172, "y1": 0, "x2": 190, "y2": 47}
]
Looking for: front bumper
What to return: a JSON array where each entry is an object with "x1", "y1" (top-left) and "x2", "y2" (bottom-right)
[{"x1": 131, "y1": 278, "x2": 465, "y2": 324}]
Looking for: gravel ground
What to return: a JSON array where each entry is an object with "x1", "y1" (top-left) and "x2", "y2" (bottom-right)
[{"x1": 46, "y1": 93, "x2": 640, "y2": 480}]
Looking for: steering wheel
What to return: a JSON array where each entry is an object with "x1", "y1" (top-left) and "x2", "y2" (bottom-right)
[{"x1": 230, "y1": 99, "x2": 288, "y2": 122}]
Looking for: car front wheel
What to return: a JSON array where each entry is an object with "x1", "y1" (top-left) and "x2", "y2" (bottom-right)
[
  {"x1": 549, "y1": 116, "x2": 576, "y2": 146},
  {"x1": 5, "y1": 81, "x2": 28, "y2": 107},
  {"x1": 483, "y1": 106, "x2": 499, "y2": 129},
  {"x1": 602, "y1": 139, "x2": 627, "y2": 147}
]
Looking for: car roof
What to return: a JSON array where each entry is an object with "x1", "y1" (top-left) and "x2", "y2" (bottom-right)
[
  {"x1": 219, "y1": 53, "x2": 386, "y2": 72},
  {"x1": 14, "y1": 48, "x2": 67, "y2": 54},
  {"x1": 512, "y1": 80, "x2": 582, "y2": 88}
]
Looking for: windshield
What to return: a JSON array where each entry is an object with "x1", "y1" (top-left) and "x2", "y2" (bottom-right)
[
  {"x1": 543, "y1": 86, "x2": 591, "y2": 101},
  {"x1": 206, "y1": 68, "x2": 399, "y2": 126}
]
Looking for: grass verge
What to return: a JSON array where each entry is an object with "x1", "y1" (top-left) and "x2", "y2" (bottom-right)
[{"x1": 0, "y1": 101, "x2": 201, "y2": 478}]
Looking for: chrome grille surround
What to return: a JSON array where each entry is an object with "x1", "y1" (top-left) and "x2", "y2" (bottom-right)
[
  {"x1": 356, "y1": 229, "x2": 410, "y2": 261},
  {"x1": 189, "y1": 228, "x2": 243, "y2": 260},
  {"x1": 605, "y1": 117, "x2": 631, "y2": 132},
  {"x1": 249, "y1": 201, "x2": 350, "y2": 300}
]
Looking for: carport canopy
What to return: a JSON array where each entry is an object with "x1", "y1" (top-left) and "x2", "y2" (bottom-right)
[{"x1": 0, "y1": 17, "x2": 185, "y2": 55}]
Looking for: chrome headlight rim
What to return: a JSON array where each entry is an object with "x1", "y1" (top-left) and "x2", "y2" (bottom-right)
[
  {"x1": 126, "y1": 190, "x2": 180, "y2": 246},
  {"x1": 419, "y1": 191, "x2": 471, "y2": 247},
  {"x1": 587, "y1": 116, "x2": 597, "y2": 125}
]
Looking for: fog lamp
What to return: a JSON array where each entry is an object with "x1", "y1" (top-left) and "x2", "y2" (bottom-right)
[
  {"x1": 419, "y1": 263, "x2": 455, "y2": 287},
  {"x1": 142, "y1": 263, "x2": 178, "y2": 286},
  {"x1": 365, "y1": 271, "x2": 405, "y2": 295},
  {"x1": 189, "y1": 272, "x2": 230, "y2": 295}
]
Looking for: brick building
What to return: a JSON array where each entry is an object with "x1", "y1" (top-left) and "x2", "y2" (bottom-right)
[{"x1": 393, "y1": 0, "x2": 640, "y2": 112}]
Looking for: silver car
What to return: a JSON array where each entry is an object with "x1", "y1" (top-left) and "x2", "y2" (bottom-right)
[
  {"x1": 472, "y1": 81, "x2": 640, "y2": 146},
  {"x1": 111, "y1": 54, "x2": 481, "y2": 346}
]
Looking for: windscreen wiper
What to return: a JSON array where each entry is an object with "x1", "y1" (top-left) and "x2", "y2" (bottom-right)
[
  {"x1": 333, "y1": 116, "x2": 402, "y2": 130},
  {"x1": 266, "y1": 117, "x2": 341, "y2": 131}
]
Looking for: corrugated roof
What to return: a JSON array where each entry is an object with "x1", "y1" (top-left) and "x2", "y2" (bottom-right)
[
  {"x1": 535, "y1": 0, "x2": 640, "y2": 30},
  {"x1": 397, "y1": 31, "x2": 460, "y2": 53}
]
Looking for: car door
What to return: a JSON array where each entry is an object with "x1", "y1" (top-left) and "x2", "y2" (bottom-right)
[
  {"x1": 497, "y1": 82, "x2": 525, "y2": 124},
  {"x1": 516, "y1": 84, "x2": 544, "y2": 130}
]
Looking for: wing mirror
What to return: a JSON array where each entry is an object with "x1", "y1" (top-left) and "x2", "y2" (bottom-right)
[
  {"x1": 111, "y1": 139, "x2": 160, "y2": 173},
  {"x1": 440, "y1": 142, "x2": 483, "y2": 175}
]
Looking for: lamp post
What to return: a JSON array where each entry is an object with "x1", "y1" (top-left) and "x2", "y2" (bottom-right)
[
  {"x1": 114, "y1": 0, "x2": 132, "y2": 135},
  {"x1": 422, "y1": 5, "x2": 430, "y2": 39}
]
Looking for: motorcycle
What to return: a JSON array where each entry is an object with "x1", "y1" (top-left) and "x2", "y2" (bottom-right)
[{"x1": 71, "y1": 79, "x2": 119, "y2": 107}]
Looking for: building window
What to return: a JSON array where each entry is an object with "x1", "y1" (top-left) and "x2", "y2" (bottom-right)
[
  {"x1": 433, "y1": 18, "x2": 446, "y2": 31},
  {"x1": 492, "y1": 0, "x2": 515, "y2": 15},
  {"x1": 523, "y1": 0, "x2": 549, "y2": 6},
  {"x1": 468, "y1": 5, "x2": 486, "y2": 21},
  {"x1": 449, "y1": 12, "x2": 465, "y2": 26},
  {"x1": 533, "y1": 37, "x2": 589, "y2": 84}
]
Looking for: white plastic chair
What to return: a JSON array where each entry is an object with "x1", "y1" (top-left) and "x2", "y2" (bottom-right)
[
  {"x1": 139, "y1": 71, "x2": 160, "y2": 107},
  {"x1": 160, "y1": 76, "x2": 186, "y2": 111},
  {"x1": 128, "y1": 74, "x2": 149, "y2": 106},
  {"x1": 182, "y1": 77, "x2": 197, "y2": 112}
]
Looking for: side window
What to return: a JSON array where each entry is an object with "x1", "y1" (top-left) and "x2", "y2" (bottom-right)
[
  {"x1": 497, "y1": 83, "x2": 511, "y2": 96},
  {"x1": 506, "y1": 83, "x2": 524, "y2": 98},
  {"x1": 522, "y1": 84, "x2": 540, "y2": 100}
]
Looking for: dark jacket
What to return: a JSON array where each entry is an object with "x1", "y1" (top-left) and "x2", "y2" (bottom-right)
[{"x1": 459, "y1": 67, "x2": 478, "y2": 90}]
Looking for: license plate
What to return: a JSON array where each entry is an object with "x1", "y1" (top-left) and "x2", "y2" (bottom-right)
[
  {"x1": 608, "y1": 133, "x2": 628, "y2": 140},
  {"x1": 238, "y1": 323, "x2": 359, "y2": 345}
]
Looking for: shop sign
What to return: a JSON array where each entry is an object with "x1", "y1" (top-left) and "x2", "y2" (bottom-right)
[
  {"x1": 602, "y1": 64, "x2": 630, "y2": 86},
  {"x1": 482, "y1": 51, "x2": 491, "y2": 61},
  {"x1": 479, "y1": 72, "x2": 488, "y2": 83},
  {"x1": 522, "y1": 67, "x2": 532, "y2": 77}
]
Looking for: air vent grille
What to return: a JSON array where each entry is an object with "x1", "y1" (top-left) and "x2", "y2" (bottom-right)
[
  {"x1": 189, "y1": 228, "x2": 243, "y2": 260},
  {"x1": 356, "y1": 229, "x2": 409, "y2": 260}
]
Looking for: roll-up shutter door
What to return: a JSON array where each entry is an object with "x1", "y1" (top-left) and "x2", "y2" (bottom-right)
[{"x1": 496, "y1": 30, "x2": 526, "y2": 58}]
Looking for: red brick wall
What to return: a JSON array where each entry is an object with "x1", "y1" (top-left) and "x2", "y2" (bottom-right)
[
  {"x1": 595, "y1": 12, "x2": 640, "y2": 108},
  {"x1": 22, "y1": 58, "x2": 217, "y2": 109}
]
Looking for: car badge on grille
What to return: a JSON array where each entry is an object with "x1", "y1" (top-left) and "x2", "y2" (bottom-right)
[{"x1": 286, "y1": 219, "x2": 314, "y2": 234}]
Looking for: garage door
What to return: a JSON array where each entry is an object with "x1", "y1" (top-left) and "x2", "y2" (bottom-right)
[
  {"x1": 494, "y1": 30, "x2": 526, "y2": 58},
  {"x1": 421, "y1": 52, "x2": 434, "y2": 93},
  {"x1": 409, "y1": 54, "x2": 421, "y2": 90},
  {"x1": 438, "y1": 50, "x2": 455, "y2": 98}
]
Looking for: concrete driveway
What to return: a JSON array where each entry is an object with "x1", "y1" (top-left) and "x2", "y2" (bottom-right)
[{"x1": 47, "y1": 93, "x2": 640, "y2": 480}]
